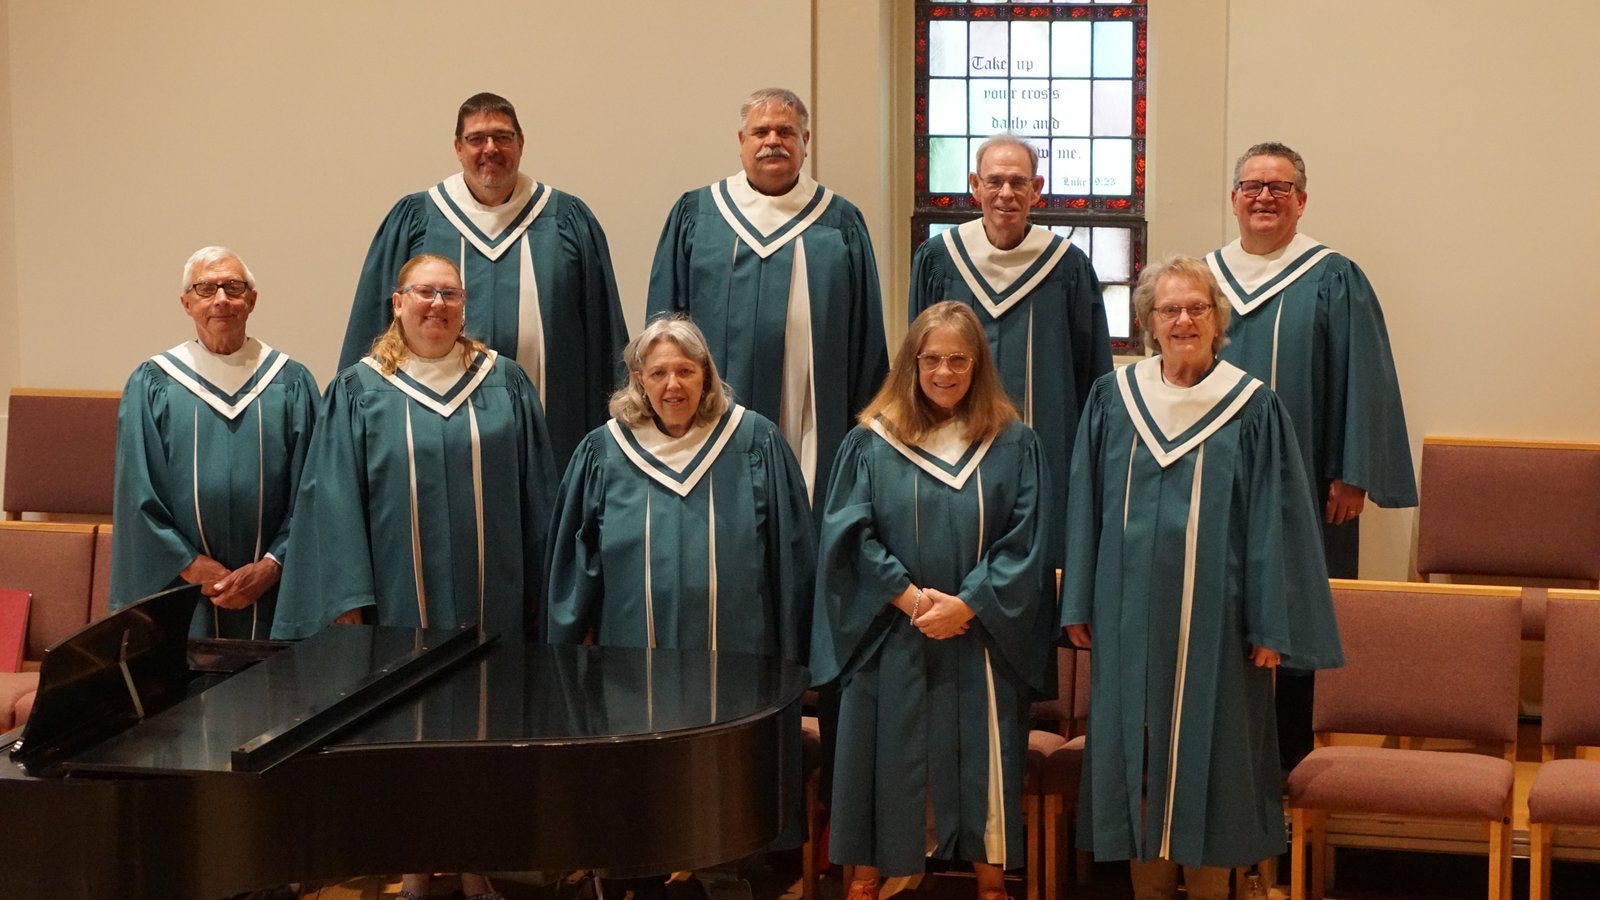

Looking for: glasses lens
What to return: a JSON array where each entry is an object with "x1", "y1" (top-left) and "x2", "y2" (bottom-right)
[
  {"x1": 407, "y1": 285, "x2": 437, "y2": 300},
  {"x1": 947, "y1": 355, "x2": 972, "y2": 373},
  {"x1": 190, "y1": 282, "x2": 218, "y2": 298},
  {"x1": 220, "y1": 280, "x2": 250, "y2": 298}
]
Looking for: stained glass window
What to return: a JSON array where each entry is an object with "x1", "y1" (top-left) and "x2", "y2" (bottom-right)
[{"x1": 914, "y1": 0, "x2": 1148, "y2": 351}]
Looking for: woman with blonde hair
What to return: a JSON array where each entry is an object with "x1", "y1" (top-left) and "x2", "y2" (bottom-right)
[{"x1": 812, "y1": 301, "x2": 1054, "y2": 900}]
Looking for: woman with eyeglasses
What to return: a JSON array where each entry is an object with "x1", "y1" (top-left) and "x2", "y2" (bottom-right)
[
  {"x1": 1059, "y1": 257, "x2": 1343, "y2": 900},
  {"x1": 274, "y1": 252, "x2": 555, "y2": 643},
  {"x1": 812, "y1": 301, "x2": 1053, "y2": 900}
]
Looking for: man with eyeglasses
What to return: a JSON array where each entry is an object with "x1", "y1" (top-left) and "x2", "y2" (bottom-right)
[
  {"x1": 1207, "y1": 141, "x2": 1416, "y2": 772},
  {"x1": 647, "y1": 87, "x2": 888, "y2": 507},
  {"x1": 110, "y1": 246, "x2": 319, "y2": 640},
  {"x1": 339, "y1": 91, "x2": 628, "y2": 465},
  {"x1": 910, "y1": 133, "x2": 1112, "y2": 575}
]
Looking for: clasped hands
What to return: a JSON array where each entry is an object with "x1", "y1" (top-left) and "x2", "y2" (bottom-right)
[
  {"x1": 897, "y1": 584, "x2": 974, "y2": 640},
  {"x1": 180, "y1": 554, "x2": 281, "y2": 610}
]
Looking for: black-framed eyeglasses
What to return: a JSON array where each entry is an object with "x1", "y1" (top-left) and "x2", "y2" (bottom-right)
[
  {"x1": 916, "y1": 352, "x2": 974, "y2": 374},
  {"x1": 188, "y1": 280, "x2": 251, "y2": 299},
  {"x1": 400, "y1": 284, "x2": 466, "y2": 305},
  {"x1": 459, "y1": 130, "x2": 519, "y2": 149},
  {"x1": 1236, "y1": 180, "x2": 1296, "y2": 199}
]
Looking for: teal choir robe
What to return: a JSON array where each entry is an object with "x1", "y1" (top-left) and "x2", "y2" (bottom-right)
[
  {"x1": 647, "y1": 172, "x2": 889, "y2": 504},
  {"x1": 812, "y1": 419, "x2": 1054, "y2": 876},
  {"x1": 545, "y1": 404, "x2": 816, "y2": 662},
  {"x1": 111, "y1": 339, "x2": 318, "y2": 639},
  {"x1": 910, "y1": 219, "x2": 1113, "y2": 570},
  {"x1": 1060, "y1": 359, "x2": 1344, "y2": 868},
  {"x1": 271, "y1": 350, "x2": 556, "y2": 641},
  {"x1": 1207, "y1": 235, "x2": 1417, "y2": 576},
  {"x1": 340, "y1": 173, "x2": 628, "y2": 464}
]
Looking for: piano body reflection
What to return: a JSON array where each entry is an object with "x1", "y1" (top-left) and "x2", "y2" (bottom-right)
[{"x1": 0, "y1": 586, "x2": 807, "y2": 900}]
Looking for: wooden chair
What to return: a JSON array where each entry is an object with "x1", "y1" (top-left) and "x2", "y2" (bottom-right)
[
  {"x1": 1285, "y1": 580, "x2": 1521, "y2": 900},
  {"x1": 0, "y1": 521, "x2": 98, "y2": 731},
  {"x1": 1528, "y1": 591, "x2": 1600, "y2": 900},
  {"x1": 3, "y1": 388, "x2": 121, "y2": 520},
  {"x1": 89, "y1": 524, "x2": 114, "y2": 624},
  {"x1": 1022, "y1": 645, "x2": 1088, "y2": 900}
]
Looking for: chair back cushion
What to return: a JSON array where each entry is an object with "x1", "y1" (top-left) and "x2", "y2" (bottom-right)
[
  {"x1": 0, "y1": 523, "x2": 96, "y2": 658},
  {"x1": 1314, "y1": 584, "x2": 1520, "y2": 743},
  {"x1": 3, "y1": 389, "x2": 120, "y2": 517},
  {"x1": 1542, "y1": 595, "x2": 1600, "y2": 746},
  {"x1": 1416, "y1": 439, "x2": 1600, "y2": 582}
]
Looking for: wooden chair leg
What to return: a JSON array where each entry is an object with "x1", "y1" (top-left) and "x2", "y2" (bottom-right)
[
  {"x1": 1309, "y1": 810, "x2": 1328, "y2": 900},
  {"x1": 1530, "y1": 821, "x2": 1552, "y2": 900},
  {"x1": 1489, "y1": 818, "x2": 1512, "y2": 900},
  {"x1": 801, "y1": 771, "x2": 819, "y2": 900},
  {"x1": 1024, "y1": 792, "x2": 1041, "y2": 900},
  {"x1": 1290, "y1": 807, "x2": 1308, "y2": 900},
  {"x1": 1042, "y1": 795, "x2": 1060, "y2": 900}
]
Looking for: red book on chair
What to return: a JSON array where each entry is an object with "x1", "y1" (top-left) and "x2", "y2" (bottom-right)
[{"x1": 0, "y1": 589, "x2": 30, "y2": 672}]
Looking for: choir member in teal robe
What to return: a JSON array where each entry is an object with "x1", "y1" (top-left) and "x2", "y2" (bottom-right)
[
  {"x1": 646, "y1": 88, "x2": 888, "y2": 505},
  {"x1": 1061, "y1": 258, "x2": 1341, "y2": 899},
  {"x1": 339, "y1": 92, "x2": 627, "y2": 465},
  {"x1": 813, "y1": 302, "x2": 1053, "y2": 900},
  {"x1": 274, "y1": 254, "x2": 556, "y2": 645},
  {"x1": 112, "y1": 246, "x2": 317, "y2": 639},
  {"x1": 545, "y1": 316, "x2": 816, "y2": 661},
  {"x1": 911, "y1": 136, "x2": 1113, "y2": 572},
  {"x1": 546, "y1": 316, "x2": 816, "y2": 863},
  {"x1": 1208, "y1": 143, "x2": 1416, "y2": 579}
]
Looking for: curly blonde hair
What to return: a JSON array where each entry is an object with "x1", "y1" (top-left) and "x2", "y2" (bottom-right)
[{"x1": 367, "y1": 254, "x2": 487, "y2": 376}]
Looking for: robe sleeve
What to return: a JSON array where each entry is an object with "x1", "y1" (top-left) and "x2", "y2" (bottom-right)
[
  {"x1": 109, "y1": 363, "x2": 195, "y2": 607},
  {"x1": 559, "y1": 197, "x2": 630, "y2": 436},
  {"x1": 1239, "y1": 393, "x2": 1344, "y2": 670},
  {"x1": 262, "y1": 363, "x2": 320, "y2": 564},
  {"x1": 907, "y1": 239, "x2": 942, "y2": 322},
  {"x1": 1059, "y1": 375, "x2": 1114, "y2": 628},
  {"x1": 507, "y1": 362, "x2": 559, "y2": 641},
  {"x1": 841, "y1": 207, "x2": 890, "y2": 416},
  {"x1": 1320, "y1": 257, "x2": 1417, "y2": 508},
  {"x1": 754, "y1": 418, "x2": 819, "y2": 665},
  {"x1": 544, "y1": 429, "x2": 608, "y2": 644},
  {"x1": 339, "y1": 194, "x2": 427, "y2": 370},
  {"x1": 953, "y1": 424, "x2": 1055, "y2": 692},
  {"x1": 809, "y1": 428, "x2": 911, "y2": 686},
  {"x1": 1065, "y1": 247, "x2": 1115, "y2": 413},
  {"x1": 645, "y1": 191, "x2": 699, "y2": 319},
  {"x1": 270, "y1": 369, "x2": 378, "y2": 639}
]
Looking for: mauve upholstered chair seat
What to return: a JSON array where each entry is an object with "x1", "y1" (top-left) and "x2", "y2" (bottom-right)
[
  {"x1": 1026, "y1": 730, "x2": 1068, "y2": 793},
  {"x1": 1041, "y1": 736, "x2": 1084, "y2": 797},
  {"x1": 1528, "y1": 759, "x2": 1600, "y2": 826},
  {"x1": 1288, "y1": 746, "x2": 1515, "y2": 820},
  {"x1": 0, "y1": 670, "x2": 39, "y2": 732}
]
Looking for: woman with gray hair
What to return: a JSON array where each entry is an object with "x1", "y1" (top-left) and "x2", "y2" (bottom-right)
[
  {"x1": 1060, "y1": 257, "x2": 1342, "y2": 900},
  {"x1": 545, "y1": 313, "x2": 815, "y2": 662}
]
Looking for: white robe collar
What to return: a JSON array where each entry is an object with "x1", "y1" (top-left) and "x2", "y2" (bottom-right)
[
  {"x1": 608, "y1": 405, "x2": 747, "y2": 498},
  {"x1": 1116, "y1": 357, "x2": 1262, "y2": 469},
  {"x1": 362, "y1": 348, "x2": 498, "y2": 418},
  {"x1": 711, "y1": 170, "x2": 834, "y2": 259},
  {"x1": 151, "y1": 338, "x2": 293, "y2": 421},
  {"x1": 942, "y1": 219, "x2": 1074, "y2": 318},
  {"x1": 1207, "y1": 233, "x2": 1333, "y2": 315},
  {"x1": 427, "y1": 172, "x2": 553, "y2": 262},
  {"x1": 870, "y1": 417, "x2": 995, "y2": 491}
]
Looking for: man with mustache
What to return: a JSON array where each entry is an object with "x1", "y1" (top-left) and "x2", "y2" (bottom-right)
[
  {"x1": 1206, "y1": 141, "x2": 1416, "y2": 772},
  {"x1": 339, "y1": 91, "x2": 628, "y2": 464},
  {"x1": 647, "y1": 87, "x2": 888, "y2": 506},
  {"x1": 909, "y1": 133, "x2": 1112, "y2": 577}
]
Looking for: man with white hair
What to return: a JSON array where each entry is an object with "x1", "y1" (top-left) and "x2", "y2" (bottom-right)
[
  {"x1": 647, "y1": 87, "x2": 888, "y2": 504},
  {"x1": 111, "y1": 246, "x2": 319, "y2": 639}
]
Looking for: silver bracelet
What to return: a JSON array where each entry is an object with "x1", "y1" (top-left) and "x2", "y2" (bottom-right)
[{"x1": 911, "y1": 588, "x2": 924, "y2": 619}]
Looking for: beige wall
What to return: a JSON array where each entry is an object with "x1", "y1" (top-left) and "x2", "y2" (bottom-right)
[{"x1": 2, "y1": 1, "x2": 1594, "y2": 581}]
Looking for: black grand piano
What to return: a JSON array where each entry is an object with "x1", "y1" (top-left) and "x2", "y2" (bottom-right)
[{"x1": 0, "y1": 586, "x2": 807, "y2": 900}]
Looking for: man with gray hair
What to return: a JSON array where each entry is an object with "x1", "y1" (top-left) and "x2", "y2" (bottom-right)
[
  {"x1": 910, "y1": 133, "x2": 1112, "y2": 574},
  {"x1": 1207, "y1": 141, "x2": 1416, "y2": 772},
  {"x1": 647, "y1": 87, "x2": 888, "y2": 504},
  {"x1": 111, "y1": 246, "x2": 319, "y2": 639},
  {"x1": 339, "y1": 91, "x2": 628, "y2": 465}
]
